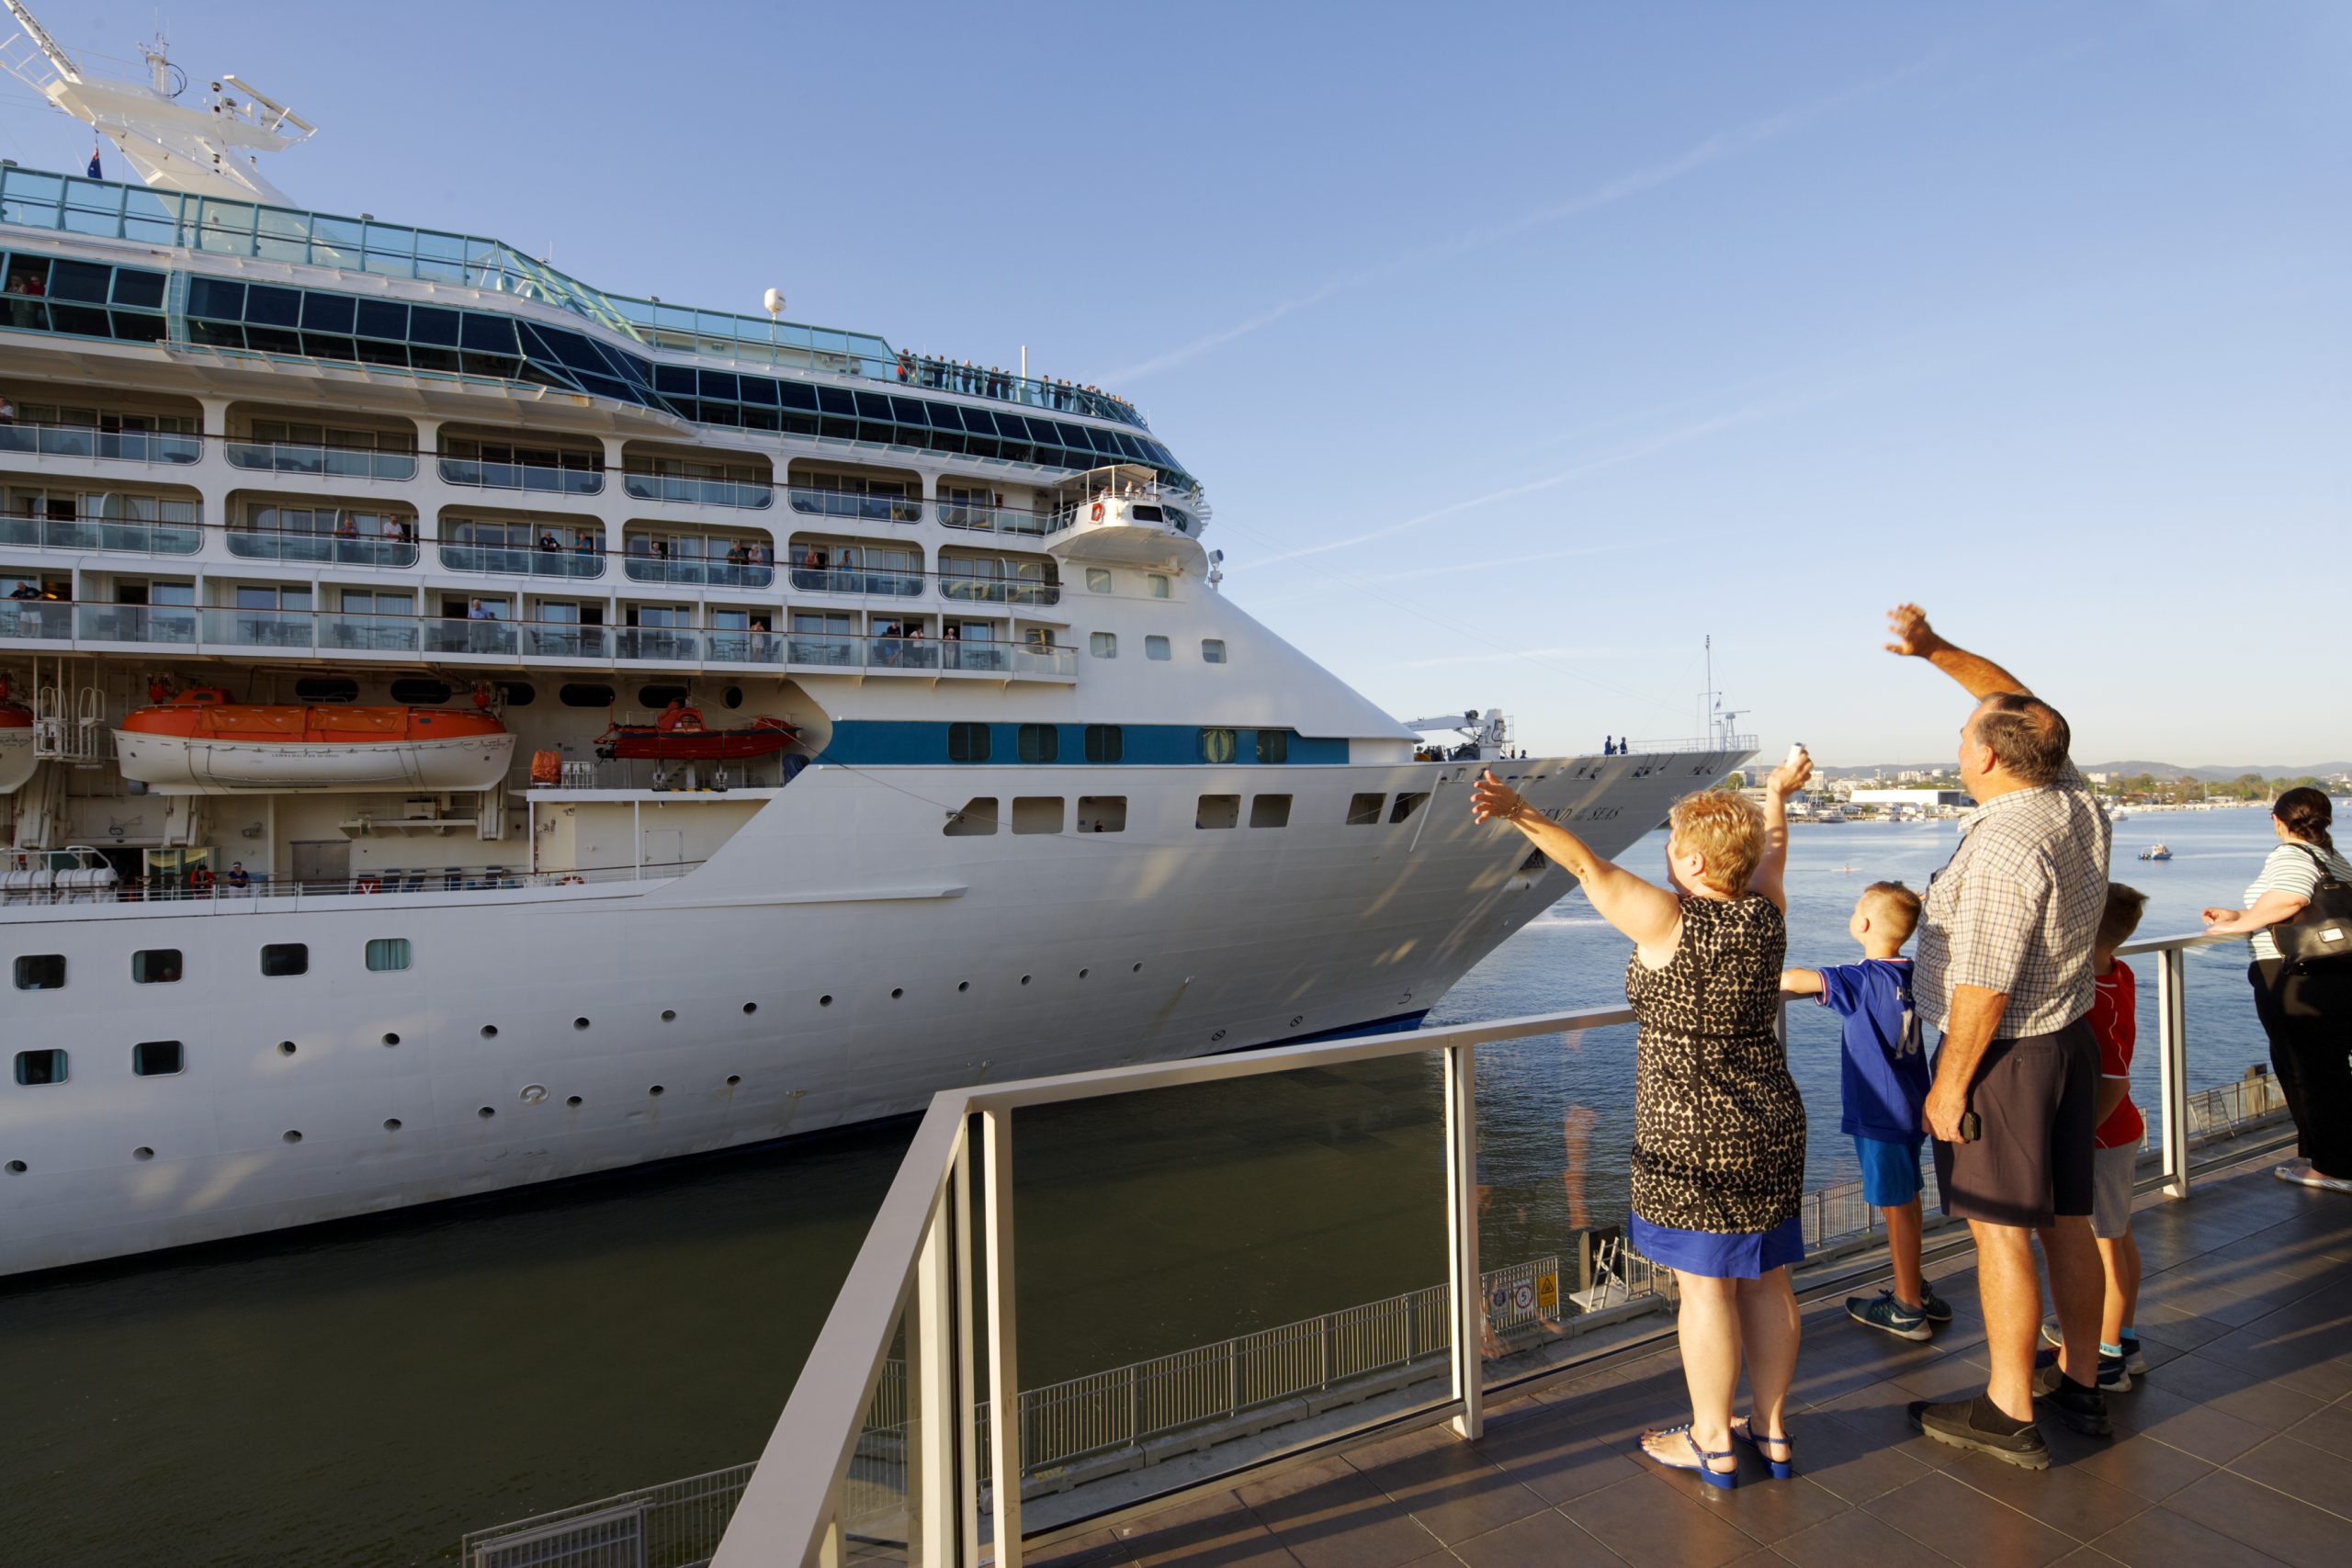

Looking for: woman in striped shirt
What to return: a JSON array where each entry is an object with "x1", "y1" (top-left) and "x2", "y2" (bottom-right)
[{"x1": 2203, "y1": 788, "x2": 2352, "y2": 1191}]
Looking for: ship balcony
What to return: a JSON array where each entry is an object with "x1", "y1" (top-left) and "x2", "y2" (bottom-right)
[
  {"x1": 0, "y1": 508, "x2": 202, "y2": 557},
  {"x1": 0, "y1": 599, "x2": 1079, "y2": 680},
  {"x1": 436, "y1": 456, "x2": 605, "y2": 497},
  {"x1": 0, "y1": 422, "x2": 202, "y2": 467},
  {"x1": 787, "y1": 566, "x2": 923, "y2": 598},
  {"x1": 936, "y1": 499, "x2": 1054, "y2": 536},
  {"x1": 225, "y1": 441, "x2": 421, "y2": 482},
  {"x1": 625, "y1": 555, "x2": 776, "y2": 590},
  {"x1": 784, "y1": 486, "x2": 922, "y2": 525},
  {"x1": 621, "y1": 471, "x2": 775, "y2": 511},
  {"x1": 939, "y1": 553, "x2": 1060, "y2": 607},
  {"x1": 226, "y1": 526, "x2": 420, "y2": 568}
]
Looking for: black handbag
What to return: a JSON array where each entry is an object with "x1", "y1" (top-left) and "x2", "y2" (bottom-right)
[{"x1": 2275, "y1": 844, "x2": 2352, "y2": 966}]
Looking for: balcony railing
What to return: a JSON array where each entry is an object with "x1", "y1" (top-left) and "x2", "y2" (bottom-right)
[
  {"x1": 436, "y1": 456, "x2": 605, "y2": 495},
  {"x1": 785, "y1": 487, "x2": 921, "y2": 524},
  {"x1": 75, "y1": 604, "x2": 198, "y2": 644},
  {"x1": 0, "y1": 510, "x2": 202, "y2": 556},
  {"x1": 438, "y1": 542, "x2": 606, "y2": 580},
  {"x1": 0, "y1": 421, "x2": 201, "y2": 465},
  {"x1": 937, "y1": 501, "x2": 1053, "y2": 536},
  {"x1": 940, "y1": 570, "x2": 1060, "y2": 606},
  {"x1": 225, "y1": 441, "x2": 420, "y2": 480},
  {"x1": 786, "y1": 566, "x2": 923, "y2": 598},
  {"x1": 622, "y1": 471, "x2": 775, "y2": 510},
  {"x1": 227, "y1": 530, "x2": 420, "y2": 567},
  {"x1": 624, "y1": 555, "x2": 775, "y2": 589}
]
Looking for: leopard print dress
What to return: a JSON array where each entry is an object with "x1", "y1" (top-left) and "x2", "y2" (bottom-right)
[{"x1": 1624, "y1": 894, "x2": 1806, "y2": 1235}]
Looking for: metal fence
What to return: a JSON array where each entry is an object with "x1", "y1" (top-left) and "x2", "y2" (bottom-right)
[{"x1": 460, "y1": 1464, "x2": 756, "y2": 1568}]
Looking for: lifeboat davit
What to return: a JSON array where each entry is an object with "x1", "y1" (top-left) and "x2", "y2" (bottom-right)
[
  {"x1": 594, "y1": 703, "x2": 797, "y2": 763},
  {"x1": 114, "y1": 688, "x2": 515, "y2": 794},
  {"x1": 0, "y1": 696, "x2": 34, "y2": 795}
]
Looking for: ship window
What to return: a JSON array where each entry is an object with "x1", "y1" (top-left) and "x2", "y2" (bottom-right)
[
  {"x1": 131, "y1": 949, "x2": 183, "y2": 984},
  {"x1": 1194, "y1": 794, "x2": 1240, "y2": 829},
  {"x1": 1390, "y1": 792, "x2": 1430, "y2": 824},
  {"x1": 1148, "y1": 574, "x2": 1170, "y2": 600},
  {"x1": 1198, "y1": 728, "x2": 1237, "y2": 764},
  {"x1": 1017, "y1": 724, "x2": 1059, "y2": 763},
  {"x1": 1146, "y1": 637, "x2": 1171, "y2": 661},
  {"x1": 295, "y1": 677, "x2": 359, "y2": 705},
  {"x1": 1085, "y1": 569, "x2": 1113, "y2": 594},
  {"x1": 947, "y1": 723, "x2": 991, "y2": 763},
  {"x1": 560, "y1": 683, "x2": 616, "y2": 707},
  {"x1": 13, "y1": 1049, "x2": 66, "y2": 1086},
  {"x1": 1202, "y1": 639, "x2": 1227, "y2": 664},
  {"x1": 1012, "y1": 796, "x2": 1064, "y2": 835},
  {"x1": 365, "y1": 939, "x2": 412, "y2": 973},
  {"x1": 1347, "y1": 793, "x2": 1388, "y2": 826},
  {"x1": 498, "y1": 681, "x2": 537, "y2": 707},
  {"x1": 1089, "y1": 632, "x2": 1117, "y2": 660},
  {"x1": 1129, "y1": 503, "x2": 1164, "y2": 523},
  {"x1": 13, "y1": 954, "x2": 64, "y2": 990},
  {"x1": 637, "y1": 684, "x2": 689, "y2": 709},
  {"x1": 1250, "y1": 794, "x2": 1293, "y2": 829},
  {"x1": 259, "y1": 943, "x2": 310, "y2": 977},
  {"x1": 1083, "y1": 725, "x2": 1124, "y2": 764},
  {"x1": 390, "y1": 679, "x2": 452, "y2": 705},
  {"x1": 132, "y1": 1040, "x2": 185, "y2": 1077},
  {"x1": 1255, "y1": 729, "x2": 1291, "y2": 765},
  {"x1": 1078, "y1": 795, "x2": 1126, "y2": 832},
  {"x1": 944, "y1": 797, "x2": 999, "y2": 836}
]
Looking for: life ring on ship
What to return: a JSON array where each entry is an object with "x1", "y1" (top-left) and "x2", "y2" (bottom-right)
[
  {"x1": 356, "y1": 874, "x2": 381, "y2": 895},
  {"x1": 1090, "y1": 501, "x2": 1104, "y2": 522},
  {"x1": 558, "y1": 874, "x2": 585, "y2": 886}
]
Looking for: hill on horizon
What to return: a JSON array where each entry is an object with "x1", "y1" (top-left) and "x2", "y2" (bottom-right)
[{"x1": 1815, "y1": 760, "x2": 2352, "y2": 784}]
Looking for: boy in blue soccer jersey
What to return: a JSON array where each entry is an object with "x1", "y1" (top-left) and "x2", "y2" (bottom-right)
[{"x1": 1782, "y1": 881, "x2": 1951, "y2": 1340}]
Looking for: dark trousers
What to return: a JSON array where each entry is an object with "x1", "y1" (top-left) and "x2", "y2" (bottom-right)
[{"x1": 2249, "y1": 959, "x2": 2352, "y2": 1177}]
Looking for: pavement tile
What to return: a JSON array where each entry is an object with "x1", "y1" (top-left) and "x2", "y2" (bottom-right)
[
  {"x1": 1798, "y1": 1407, "x2": 1944, "y2": 1502},
  {"x1": 1448, "y1": 1508, "x2": 1624, "y2": 1568},
  {"x1": 1942, "y1": 1447, "x2": 2149, "y2": 1541},
  {"x1": 1030, "y1": 1527, "x2": 1137, "y2": 1565},
  {"x1": 2111, "y1": 1382, "x2": 2272, "y2": 1463},
  {"x1": 1116, "y1": 1491, "x2": 1300, "y2": 1568},
  {"x1": 2278, "y1": 1400, "x2": 2352, "y2": 1460},
  {"x1": 1349, "y1": 1435, "x2": 1550, "y2": 1545},
  {"x1": 2061, "y1": 1428, "x2": 2216, "y2": 1503},
  {"x1": 1861, "y1": 1469, "x2": 2076, "y2": 1568},
  {"x1": 1237, "y1": 1457, "x2": 1442, "y2": 1568},
  {"x1": 1766, "y1": 1506, "x2": 1952, "y2": 1568},
  {"x1": 2163, "y1": 1468, "x2": 2350, "y2": 1568},
  {"x1": 2086, "y1": 1506, "x2": 2286, "y2": 1568},
  {"x1": 1632, "y1": 1467, "x2": 1847, "y2": 1545},
  {"x1": 1810, "y1": 1384, "x2": 1967, "y2": 1472},
  {"x1": 1470, "y1": 1412, "x2": 1646, "y2": 1506},
  {"x1": 2222, "y1": 1433, "x2": 2352, "y2": 1522},
  {"x1": 2143, "y1": 1356, "x2": 2326, "y2": 1432},
  {"x1": 1555, "y1": 1472, "x2": 1757, "y2": 1568}
]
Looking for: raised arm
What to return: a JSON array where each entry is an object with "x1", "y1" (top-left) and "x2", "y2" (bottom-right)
[
  {"x1": 1747, "y1": 746, "x2": 1812, "y2": 911},
  {"x1": 1470, "y1": 771, "x2": 1682, "y2": 948},
  {"x1": 1883, "y1": 604, "x2": 2034, "y2": 698}
]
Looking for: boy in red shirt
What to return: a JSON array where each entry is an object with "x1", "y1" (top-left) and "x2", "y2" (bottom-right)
[{"x1": 2038, "y1": 883, "x2": 2150, "y2": 1393}]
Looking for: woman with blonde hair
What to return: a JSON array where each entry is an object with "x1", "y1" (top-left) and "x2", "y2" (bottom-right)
[{"x1": 1472, "y1": 753, "x2": 1813, "y2": 1488}]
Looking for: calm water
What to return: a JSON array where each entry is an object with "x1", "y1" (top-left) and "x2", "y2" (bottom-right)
[{"x1": 0, "y1": 805, "x2": 2287, "y2": 1564}]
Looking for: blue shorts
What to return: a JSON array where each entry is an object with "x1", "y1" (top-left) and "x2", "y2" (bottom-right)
[
  {"x1": 1854, "y1": 1135, "x2": 1925, "y2": 1207},
  {"x1": 1629, "y1": 1213, "x2": 1805, "y2": 1280}
]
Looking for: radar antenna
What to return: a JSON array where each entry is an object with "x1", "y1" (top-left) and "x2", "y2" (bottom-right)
[{"x1": 1, "y1": 0, "x2": 315, "y2": 204}]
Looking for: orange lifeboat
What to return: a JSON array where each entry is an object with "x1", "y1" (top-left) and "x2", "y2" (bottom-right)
[
  {"x1": 594, "y1": 702, "x2": 796, "y2": 763},
  {"x1": 114, "y1": 687, "x2": 515, "y2": 794}
]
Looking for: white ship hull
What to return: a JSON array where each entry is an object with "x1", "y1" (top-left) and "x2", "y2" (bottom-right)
[
  {"x1": 111, "y1": 729, "x2": 516, "y2": 793},
  {"x1": 0, "y1": 752, "x2": 1725, "y2": 1275},
  {"x1": 0, "y1": 728, "x2": 33, "y2": 794}
]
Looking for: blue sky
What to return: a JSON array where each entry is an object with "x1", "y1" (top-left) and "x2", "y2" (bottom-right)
[{"x1": 6, "y1": 2, "x2": 2346, "y2": 765}]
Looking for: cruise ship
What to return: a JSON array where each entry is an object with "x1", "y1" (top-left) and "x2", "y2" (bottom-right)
[{"x1": 0, "y1": 16, "x2": 1749, "y2": 1275}]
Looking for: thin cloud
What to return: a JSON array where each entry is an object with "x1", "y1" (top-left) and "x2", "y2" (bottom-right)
[{"x1": 1102, "y1": 49, "x2": 1949, "y2": 386}]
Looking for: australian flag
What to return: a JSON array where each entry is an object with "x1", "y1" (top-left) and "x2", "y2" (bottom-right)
[{"x1": 86, "y1": 144, "x2": 102, "y2": 179}]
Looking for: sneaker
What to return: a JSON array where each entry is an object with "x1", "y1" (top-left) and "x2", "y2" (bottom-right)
[
  {"x1": 1919, "y1": 1283, "x2": 1954, "y2": 1325},
  {"x1": 2030, "y1": 1360, "x2": 2115, "y2": 1435},
  {"x1": 1848, "y1": 1289, "x2": 1932, "y2": 1342},
  {"x1": 2034, "y1": 1344, "x2": 2131, "y2": 1393},
  {"x1": 2120, "y1": 1335, "x2": 2147, "y2": 1376},
  {"x1": 1908, "y1": 1396, "x2": 2050, "y2": 1468}
]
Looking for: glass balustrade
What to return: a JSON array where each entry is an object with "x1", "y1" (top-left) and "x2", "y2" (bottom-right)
[
  {"x1": 200, "y1": 606, "x2": 318, "y2": 651},
  {"x1": 786, "y1": 567, "x2": 923, "y2": 597},
  {"x1": 316, "y1": 612, "x2": 424, "y2": 654},
  {"x1": 436, "y1": 457, "x2": 605, "y2": 496},
  {"x1": 1, "y1": 512, "x2": 204, "y2": 556},
  {"x1": 0, "y1": 423, "x2": 201, "y2": 464},
  {"x1": 520, "y1": 624, "x2": 611, "y2": 660},
  {"x1": 438, "y1": 543, "x2": 605, "y2": 580},
  {"x1": 622, "y1": 472, "x2": 775, "y2": 510},
  {"x1": 227, "y1": 530, "x2": 420, "y2": 567},
  {"x1": 784, "y1": 488, "x2": 922, "y2": 524},
  {"x1": 421, "y1": 618, "x2": 521, "y2": 656},
  {"x1": 622, "y1": 556, "x2": 774, "y2": 589},
  {"x1": 225, "y1": 442, "x2": 420, "y2": 479},
  {"x1": 0, "y1": 601, "x2": 74, "y2": 640},
  {"x1": 614, "y1": 626, "x2": 703, "y2": 661},
  {"x1": 75, "y1": 604, "x2": 198, "y2": 644},
  {"x1": 935, "y1": 502, "x2": 1051, "y2": 536},
  {"x1": 938, "y1": 572, "x2": 1059, "y2": 606}
]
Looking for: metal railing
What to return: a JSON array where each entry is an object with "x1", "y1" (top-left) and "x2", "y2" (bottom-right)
[
  {"x1": 0, "y1": 420, "x2": 201, "y2": 464},
  {"x1": 0, "y1": 510, "x2": 202, "y2": 555},
  {"x1": 226, "y1": 530, "x2": 420, "y2": 567},
  {"x1": 459, "y1": 1463, "x2": 755, "y2": 1568},
  {"x1": 935, "y1": 502, "x2": 1052, "y2": 536},
  {"x1": 623, "y1": 472, "x2": 775, "y2": 510},
  {"x1": 0, "y1": 860, "x2": 714, "y2": 911},
  {"x1": 224, "y1": 441, "x2": 420, "y2": 479},
  {"x1": 625, "y1": 554, "x2": 775, "y2": 589},
  {"x1": 785, "y1": 487, "x2": 922, "y2": 524},
  {"x1": 439, "y1": 541, "x2": 608, "y2": 580},
  {"x1": 787, "y1": 566, "x2": 925, "y2": 598},
  {"x1": 696, "y1": 927, "x2": 2269, "y2": 1567},
  {"x1": 437, "y1": 456, "x2": 606, "y2": 496}
]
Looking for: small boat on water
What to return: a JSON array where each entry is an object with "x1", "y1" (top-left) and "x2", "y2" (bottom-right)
[
  {"x1": 2139, "y1": 843, "x2": 2173, "y2": 861},
  {"x1": 594, "y1": 703, "x2": 797, "y2": 763},
  {"x1": 114, "y1": 687, "x2": 514, "y2": 793}
]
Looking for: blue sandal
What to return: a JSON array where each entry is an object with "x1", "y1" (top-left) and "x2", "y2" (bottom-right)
[
  {"x1": 1642, "y1": 1423, "x2": 1739, "y2": 1490},
  {"x1": 1731, "y1": 1416, "x2": 1793, "y2": 1479}
]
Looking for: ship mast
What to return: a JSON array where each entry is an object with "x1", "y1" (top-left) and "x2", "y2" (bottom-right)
[{"x1": 1, "y1": 0, "x2": 314, "y2": 204}]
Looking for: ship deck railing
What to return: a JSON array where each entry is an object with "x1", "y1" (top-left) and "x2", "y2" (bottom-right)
[
  {"x1": 682, "y1": 928, "x2": 2283, "y2": 1566},
  {"x1": 0, "y1": 858, "x2": 710, "y2": 911},
  {"x1": 0, "y1": 164, "x2": 1151, "y2": 432}
]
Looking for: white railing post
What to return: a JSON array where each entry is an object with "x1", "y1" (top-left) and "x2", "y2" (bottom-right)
[
  {"x1": 912, "y1": 1179, "x2": 956, "y2": 1566},
  {"x1": 1443, "y1": 1043, "x2": 1483, "y2": 1439},
  {"x1": 2157, "y1": 946, "x2": 2192, "y2": 1199},
  {"x1": 980, "y1": 1108, "x2": 1022, "y2": 1567},
  {"x1": 953, "y1": 1131, "x2": 980, "y2": 1568}
]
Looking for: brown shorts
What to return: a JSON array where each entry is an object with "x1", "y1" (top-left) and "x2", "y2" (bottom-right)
[{"x1": 1931, "y1": 1018, "x2": 2098, "y2": 1229}]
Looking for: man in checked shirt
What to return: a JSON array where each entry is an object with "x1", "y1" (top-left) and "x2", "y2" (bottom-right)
[{"x1": 1884, "y1": 604, "x2": 2113, "y2": 1467}]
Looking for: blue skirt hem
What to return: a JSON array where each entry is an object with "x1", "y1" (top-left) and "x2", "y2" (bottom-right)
[{"x1": 1629, "y1": 1213, "x2": 1805, "y2": 1280}]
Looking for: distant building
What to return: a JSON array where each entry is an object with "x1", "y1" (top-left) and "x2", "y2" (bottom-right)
[
  {"x1": 1850, "y1": 788, "x2": 1969, "y2": 809},
  {"x1": 2084, "y1": 771, "x2": 2112, "y2": 784}
]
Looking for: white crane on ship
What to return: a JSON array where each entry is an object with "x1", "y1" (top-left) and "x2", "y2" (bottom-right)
[
  {"x1": 1402, "y1": 708, "x2": 1514, "y2": 760},
  {"x1": 1, "y1": 0, "x2": 312, "y2": 203}
]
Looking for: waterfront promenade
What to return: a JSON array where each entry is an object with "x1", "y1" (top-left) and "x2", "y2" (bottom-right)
[{"x1": 1030, "y1": 1154, "x2": 2352, "y2": 1568}]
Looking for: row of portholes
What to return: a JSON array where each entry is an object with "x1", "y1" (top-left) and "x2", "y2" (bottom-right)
[{"x1": 0, "y1": 1072, "x2": 771, "y2": 1169}]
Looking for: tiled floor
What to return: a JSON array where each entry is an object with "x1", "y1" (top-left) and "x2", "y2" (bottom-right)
[{"x1": 1031, "y1": 1160, "x2": 2352, "y2": 1567}]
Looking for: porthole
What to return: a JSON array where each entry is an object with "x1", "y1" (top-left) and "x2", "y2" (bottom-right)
[
  {"x1": 481, "y1": 1025, "x2": 498, "y2": 1040},
  {"x1": 742, "y1": 1001, "x2": 757, "y2": 1015},
  {"x1": 277, "y1": 1041, "x2": 297, "y2": 1056},
  {"x1": 1020, "y1": 975, "x2": 1032, "y2": 986},
  {"x1": 720, "y1": 685, "x2": 744, "y2": 709},
  {"x1": 560, "y1": 682, "x2": 616, "y2": 707},
  {"x1": 956, "y1": 980, "x2": 969, "y2": 993},
  {"x1": 390, "y1": 677, "x2": 453, "y2": 705},
  {"x1": 295, "y1": 675, "x2": 358, "y2": 704},
  {"x1": 649, "y1": 1085, "x2": 665, "y2": 1097},
  {"x1": 637, "y1": 683, "x2": 689, "y2": 709},
  {"x1": 382, "y1": 1032, "x2": 400, "y2": 1046},
  {"x1": 573, "y1": 1017, "x2": 591, "y2": 1031},
  {"x1": 478, "y1": 1106, "x2": 495, "y2": 1119},
  {"x1": 282, "y1": 1130, "x2": 302, "y2": 1144},
  {"x1": 497, "y1": 680, "x2": 537, "y2": 707},
  {"x1": 133, "y1": 1146, "x2": 154, "y2": 1161},
  {"x1": 1079, "y1": 968, "x2": 1090, "y2": 980},
  {"x1": 889, "y1": 987, "x2": 903, "y2": 999},
  {"x1": 5, "y1": 1160, "x2": 25, "y2": 1173},
  {"x1": 726, "y1": 1074, "x2": 741, "y2": 1087},
  {"x1": 661, "y1": 1009, "x2": 676, "y2": 1022},
  {"x1": 1132, "y1": 962, "x2": 1143, "y2": 973},
  {"x1": 384, "y1": 1119, "x2": 402, "y2": 1131},
  {"x1": 819, "y1": 994, "x2": 833, "y2": 1007},
  {"x1": 565, "y1": 1096, "x2": 582, "y2": 1108},
  {"x1": 1212, "y1": 1029, "x2": 1227, "y2": 1043}
]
